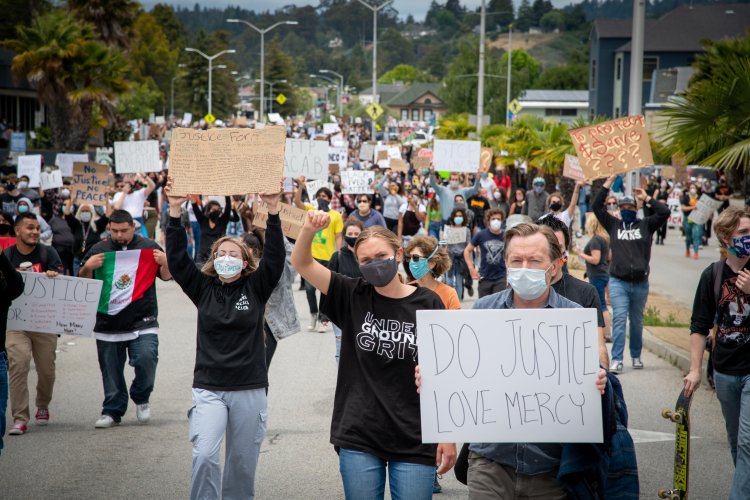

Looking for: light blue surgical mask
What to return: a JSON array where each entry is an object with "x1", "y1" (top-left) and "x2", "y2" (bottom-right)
[
  {"x1": 17, "y1": 205, "x2": 29, "y2": 213},
  {"x1": 408, "y1": 242, "x2": 444, "y2": 280},
  {"x1": 453, "y1": 216, "x2": 464, "y2": 225},
  {"x1": 534, "y1": 185, "x2": 545, "y2": 195},
  {"x1": 507, "y1": 263, "x2": 553, "y2": 300}
]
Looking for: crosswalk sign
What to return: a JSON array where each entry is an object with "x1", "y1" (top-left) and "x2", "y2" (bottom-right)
[
  {"x1": 508, "y1": 99, "x2": 523, "y2": 114},
  {"x1": 204, "y1": 113, "x2": 216, "y2": 124},
  {"x1": 276, "y1": 93, "x2": 287, "y2": 105},
  {"x1": 366, "y1": 102, "x2": 384, "y2": 120}
]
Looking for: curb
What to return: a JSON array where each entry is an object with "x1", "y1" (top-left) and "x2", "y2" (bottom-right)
[{"x1": 642, "y1": 327, "x2": 709, "y2": 385}]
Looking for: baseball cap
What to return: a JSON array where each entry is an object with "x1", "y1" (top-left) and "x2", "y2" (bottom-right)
[
  {"x1": 618, "y1": 196, "x2": 636, "y2": 207},
  {"x1": 533, "y1": 177, "x2": 545, "y2": 185}
]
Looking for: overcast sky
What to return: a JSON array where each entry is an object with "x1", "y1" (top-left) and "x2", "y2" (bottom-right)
[{"x1": 140, "y1": 0, "x2": 577, "y2": 20}]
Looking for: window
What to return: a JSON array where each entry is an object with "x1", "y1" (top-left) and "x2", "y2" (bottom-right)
[
  {"x1": 423, "y1": 110, "x2": 433, "y2": 122},
  {"x1": 401, "y1": 109, "x2": 408, "y2": 121},
  {"x1": 615, "y1": 107, "x2": 620, "y2": 118},
  {"x1": 616, "y1": 58, "x2": 622, "y2": 80},
  {"x1": 412, "y1": 109, "x2": 420, "y2": 121},
  {"x1": 643, "y1": 57, "x2": 658, "y2": 80},
  {"x1": 591, "y1": 60, "x2": 596, "y2": 90},
  {"x1": 424, "y1": 98, "x2": 432, "y2": 104},
  {"x1": 545, "y1": 108, "x2": 578, "y2": 116}
]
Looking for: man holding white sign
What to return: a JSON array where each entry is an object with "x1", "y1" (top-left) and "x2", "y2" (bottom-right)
[{"x1": 416, "y1": 223, "x2": 630, "y2": 499}]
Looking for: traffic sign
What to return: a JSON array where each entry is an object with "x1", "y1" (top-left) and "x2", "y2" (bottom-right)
[
  {"x1": 204, "y1": 113, "x2": 216, "y2": 124},
  {"x1": 508, "y1": 99, "x2": 523, "y2": 114},
  {"x1": 341, "y1": 95, "x2": 350, "y2": 105},
  {"x1": 276, "y1": 93, "x2": 287, "y2": 105},
  {"x1": 366, "y1": 102, "x2": 384, "y2": 120}
]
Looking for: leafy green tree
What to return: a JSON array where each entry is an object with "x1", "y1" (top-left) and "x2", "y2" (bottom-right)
[
  {"x1": 378, "y1": 27, "x2": 415, "y2": 72},
  {"x1": 436, "y1": 10, "x2": 459, "y2": 38},
  {"x1": 151, "y1": 3, "x2": 187, "y2": 52},
  {"x1": 501, "y1": 49, "x2": 540, "y2": 87},
  {"x1": 488, "y1": 0, "x2": 514, "y2": 27},
  {"x1": 0, "y1": 0, "x2": 52, "y2": 40},
  {"x1": 67, "y1": 0, "x2": 140, "y2": 50},
  {"x1": 535, "y1": 64, "x2": 587, "y2": 90},
  {"x1": 515, "y1": 0, "x2": 533, "y2": 32},
  {"x1": 540, "y1": 11, "x2": 565, "y2": 31},
  {"x1": 255, "y1": 34, "x2": 296, "y2": 117},
  {"x1": 689, "y1": 28, "x2": 750, "y2": 85},
  {"x1": 422, "y1": 46, "x2": 447, "y2": 79},
  {"x1": 129, "y1": 12, "x2": 179, "y2": 112},
  {"x1": 531, "y1": 0, "x2": 553, "y2": 27},
  {"x1": 378, "y1": 64, "x2": 437, "y2": 84},
  {"x1": 117, "y1": 80, "x2": 161, "y2": 121},
  {"x1": 563, "y1": 4, "x2": 587, "y2": 31}
]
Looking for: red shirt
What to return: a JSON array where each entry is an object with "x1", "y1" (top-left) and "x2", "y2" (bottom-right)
[{"x1": 494, "y1": 172, "x2": 512, "y2": 192}]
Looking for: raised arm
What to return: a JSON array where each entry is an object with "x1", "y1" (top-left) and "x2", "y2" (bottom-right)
[
  {"x1": 290, "y1": 210, "x2": 333, "y2": 295},
  {"x1": 248, "y1": 186, "x2": 285, "y2": 303},
  {"x1": 592, "y1": 174, "x2": 619, "y2": 231},
  {"x1": 566, "y1": 182, "x2": 583, "y2": 219},
  {"x1": 220, "y1": 196, "x2": 232, "y2": 223},
  {"x1": 464, "y1": 176, "x2": 481, "y2": 198},
  {"x1": 142, "y1": 173, "x2": 156, "y2": 197},
  {"x1": 293, "y1": 176, "x2": 307, "y2": 210}
]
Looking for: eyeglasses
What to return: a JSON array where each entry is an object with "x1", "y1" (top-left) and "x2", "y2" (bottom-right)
[
  {"x1": 404, "y1": 254, "x2": 426, "y2": 263},
  {"x1": 606, "y1": 203, "x2": 618, "y2": 208},
  {"x1": 214, "y1": 251, "x2": 241, "y2": 259}
]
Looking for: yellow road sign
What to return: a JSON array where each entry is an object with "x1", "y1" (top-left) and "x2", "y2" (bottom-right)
[
  {"x1": 508, "y1": 99, "x2": 523, "y2": 114},
  {"x1": 366, "y1": 102, "x2": 384, "y2": 120},
  {"x1": 276, "y1": 93, "x2": 287, "y2": 105},
  {"x1": 204, "y1": 113, "x2": 216, "y2": 124}
]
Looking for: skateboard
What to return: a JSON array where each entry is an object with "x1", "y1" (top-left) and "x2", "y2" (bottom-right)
[{"x1": 657, "y1": 388, "x2": 695, "y2": 500}]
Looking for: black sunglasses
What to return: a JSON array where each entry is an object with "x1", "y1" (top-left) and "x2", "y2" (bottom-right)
[
  {"x1": 404, "y1": 254, "x2": 427, "y2": 263},
  {"x1": 606, "y1": 203, "x2": 618, "y2": 208}
]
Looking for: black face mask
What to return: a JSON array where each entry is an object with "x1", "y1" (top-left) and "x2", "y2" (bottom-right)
[
  {"x1": 334, "y1": 182, "x2": 341, "y2": 192},
  {"x1": 317, "y1": 198, "x2": 330, "y2": 212},
  {"x1": 0, "y1": 224, "x2": 10, "y2": 235},
  {"x1": 549, "y1": 202, "x2": 563, "y2": 212},
  {"x1": 344, "y1": 235, "x2": 358, "y2": 248},
  {"x1": 208, "y1": 210, "x2": 221, "y2": 222}
]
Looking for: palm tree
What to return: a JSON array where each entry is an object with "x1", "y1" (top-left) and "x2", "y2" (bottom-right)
[
  {"x1": 435, "y1": 113, "x2": 475, "y2": 139},
  {"x1": 67, "y1": 0, "x2": 140, "y2": 51}
]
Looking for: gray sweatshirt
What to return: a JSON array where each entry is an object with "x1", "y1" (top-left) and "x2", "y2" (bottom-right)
[
  {"x1": 521, "y1": 189, "x2": 549, "y2": 221},
  {"x1": 430, "y1": 175, "x2": 481, "y2": 221}
]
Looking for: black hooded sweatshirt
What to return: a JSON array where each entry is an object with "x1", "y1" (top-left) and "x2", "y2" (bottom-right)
[
  {"x1": 166, "y1": 211, "x2": 284, "y2": 391},
  {"x1": 592, "y1": 186, "x2": 670, "y2": 283}
]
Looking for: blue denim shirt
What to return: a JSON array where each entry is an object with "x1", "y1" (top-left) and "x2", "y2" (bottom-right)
[{"x1": 468, "y1": 287, "x2": 582, "y2": 475}]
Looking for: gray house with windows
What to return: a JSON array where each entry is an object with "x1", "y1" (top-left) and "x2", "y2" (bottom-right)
[{"x1": 588, "y1": 4, "x2": 750, "y2": 119}]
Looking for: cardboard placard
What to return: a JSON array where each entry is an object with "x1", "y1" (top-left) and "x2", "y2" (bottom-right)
[
  {"x1": 413, "y1": 156, "x2": 431, "y2": 171},
  {"x1": 390, "y1": 158, "x2": 409, "y2": 172},
  {"x1": 672, "y1": 155, "x2": 688, "y2": 184},
  {"x1": 168, "y1": 127, "x2": 286, "y2": 196},
  {"x1": 359, "y1": 144, "x2": 375, "y2": 162},
  {"x1": 114, "y1": 140, "x2": 161, "y2": 173},
  {"x1": 377, "y1": 150, "x2": 388, "y2": 161},
  {"x1": 329, "y1": 163, "x2": 340, "y2": 175},
  {"x1": 253, "y1": 201, "x2": 305, "y2": 239},
  {"x1": 71, "y1": 162, "x2": 109, "y2": 206},
  {"x1": 340, "y1": 170, "x2": 375, "y2": 194},
  {"x1": 416, "y1": 308, "x2": 602, "y2": 443},
  {"x1": 659, "y1": 166, "x2": 675, "y2": 179},
  {"x1": 17, "y1": 155, "x2": 42, "y2": 188},
  {"x1": 40, "y1": 170, "x2": 63, "y2": 191},
  {"x1": 235, "y1": 116, "x2": 248, "y2": 127},
  {"x1": 688, "y1": 194, "x2": 723, "y2": 225},
  {"x1": 433, "y1": 140, "x2": 481, "y2": 173},
  {"x1": 328, "y1": 147, "x2": 347, "y2": 170},
  {"x1": 284, "y1": 139, "x2": 328, "y2": 181},
  {"x1": 562, "y1": 154, "x2": 586, "y2": 182},
  {"x1": 567, "y1": 115, "x2": 654, "y2": 178},
  {"x1": 479, "y1": 147, "x2": 493, "y2": 174},
  {"x1": 8, "y1": 273, "x2": 103, "y2": 337},
  {"x1": 418, "y1": 148, "x2": 433, "y2": 160}
]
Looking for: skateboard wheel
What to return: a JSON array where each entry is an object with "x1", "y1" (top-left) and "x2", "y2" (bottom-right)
[
  {"x1": 661, "y1": 409, "x2": 671, "y2": 419},
  {"x1": 657, "y1": 489, "x2": 668, "y2": 498},
  {"x1": 671, "y1": 412, "x2": 682, "y2": 423},
  {"x1": 670, "y1": 495, "x2": 680, "y2": 500}
]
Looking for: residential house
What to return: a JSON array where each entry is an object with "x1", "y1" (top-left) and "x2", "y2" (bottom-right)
[
  {"x1": 383, "y1": 82, "x2": 447, "y2": 124},
  {"x1": 588, "y1": 4, "x2": 750, "y2": 119},
  {"x1": 517, "y1": 90, "x2": 588, "y2": 124},
  {"x1": 1, "y1": 48, "x2": 45, "y2": 132},
  {"x1": 357, "y1": 82, "x2": 406, "y2": 105}
]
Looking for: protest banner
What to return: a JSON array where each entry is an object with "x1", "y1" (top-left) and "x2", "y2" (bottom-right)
[
  {"x1": 443, "y1": 226, "x2": 467, "y2": 245},
  {"x1": 341, "y1": 170, "x2": 375, "y2": 194},
  {"x1": 417, "y1": 308, "x2": 602, "y2": 443},
  {"x1": 283, "y1": 176, "x2": 293, "y2": 193},
  {"x1": 413, "y1": 156, "x2": 431, "y2": 171},
  {"x1": 323, "y1": 123, "x2": 340, "y2": 135},
  {"x1": 253, "y1": 201, "x2": 305, "y2": 239},
  {"x1": 433, "y1": 140, "x2": 481, "y2": 173},
  {"x1": 182, "y1": 112, "x2": 192, "y2": 126},
  {"x1": 377, "y1": 150, "x2": 388, "y2": 161},
  {"x1": 71, "y1": 162, "x2": 109, "y2": 206},
  {"x1": 390, "y1": 158, "x2": 409, "y2": 172},
  {"x1": 114, "y1": 140, "x2": 161, "y2": 174},
  {"x1": 7, "y1": 273, "x2": 103, "y2": 337},
  {"x1": 377, "y1": 159, "x2": 390, "y2": 169},
  {"x1": 168, "y1": 127, "x2": 286, "y2": 196},
  {"x1": 40, "y1": 170, "x2": 63, "y2": 191},
  {"x1": 329, "y1": 163, "x2": 340, "y2": 175},
  {"x1": 267, "y1": 113, "x2": 283, "y2": 125},
  {"x1": 667, "y1": 190, "x2": 683, "y2": 228},
  {"x1": 284, "y1": 139, "x2": 328, "y2": 181},
  {"x1": 562, "y1": 154, "x2": 586, "y2": 182},
  {"x1": 305, "y1": 179, "x2": 327, "y2": 200},
  {"x1": 688, "y1": 194, "x2": 723, "y2": 225},
  {"x1": 479, "y1": 147, "x2": 493, "y2": 174},
  {"x1": 58, "y1": 154, "x2": 90, "y2": 177},
  {"x1": 418, "y1": 148, "x2": 434, "y2": 160},
  {"x1": 17, "y1": 155, "x2": 42, "y2": 188},
  {"x1": 359, "y1": 144, "x2": 375, "y2": 162},
  {"x1": 328, "y1": 147, "x2": 347, "y2": 170},
  {"x1": 671, "y1": 155, "x2": 689, "y2": 184},
  {"x1": 155, "y1": 116, "x2": 165, "y2": 124},
  {"x1": 387, "y1": 147, "x2": 401, "y2": 160},
  {"x1": 659, "y1": 166, "x2": 675, "y2": 179},
  {"x1": 235, "y1": 116, "x2": 248, "y2": 127},
  {"x1": 567, "y1": 115, "x2": 653, "y2": 178}
]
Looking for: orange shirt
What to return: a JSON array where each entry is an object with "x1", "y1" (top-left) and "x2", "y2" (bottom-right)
[{"x1": 434, "y1": 282, "x2": 461, "y2": 310}]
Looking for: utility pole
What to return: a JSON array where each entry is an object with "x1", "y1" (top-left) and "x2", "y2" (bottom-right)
[
  {"x1": 357, "y1": 0, "x2": 394, "y2": 140},
  {"x1": 184, "y1": 48, "x2": 235, "y2": 116},
  {"x1": 477, "y1": 0, "x2": 487, "y2": 136},
  {"x1": 626, "y1": 0, "x2": 646, "y2": 197},
  {"x1": 320, "y1": 69, "x2": 345, "y2": 116},
  {"x1": 506, "y1": 25, "x2": 512, "y2": 127}
]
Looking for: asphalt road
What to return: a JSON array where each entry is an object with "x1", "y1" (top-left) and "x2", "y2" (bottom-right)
[{"x1": 1, "y1": 264, "x2": 736, "y2": 499}]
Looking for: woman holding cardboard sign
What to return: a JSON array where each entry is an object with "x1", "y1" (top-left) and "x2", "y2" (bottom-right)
[
  {"x1": 164, "y1": 176, "x2": 285, "y2": 500},
  {"x1": 291, "y1": 213, "x2": 456, "y2": 500}
]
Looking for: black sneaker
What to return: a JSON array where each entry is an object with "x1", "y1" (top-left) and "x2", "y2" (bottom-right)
[
  {"x1": 433, "y1": 473, "x2": 442, "y2": 494},
  {"x1": 466, "y1": 285, "x2": 474, "y2": 297}
]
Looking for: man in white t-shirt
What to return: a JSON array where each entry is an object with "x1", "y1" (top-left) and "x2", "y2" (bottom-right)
[
  {"x1": 479, "y1": 173, "x2": 496, "y2": 194},
  {"x1": 112, "y1": 174, "x2": 156, "y2": 237}
]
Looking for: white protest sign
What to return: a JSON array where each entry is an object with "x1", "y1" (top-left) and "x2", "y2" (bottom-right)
[
  {"x1": 323, "y1": 123, "x2": 340, "y2": 135},
  {"x1": 40, "y1": 170, "x2": 63, "y2": 191},
  {"x1": 17, "y1": 155, "x2": 42, "y2": 188},
  {"x1": 387, "y1": 146, "x2": 401, "y2": 160},
  {"x1": 667, "y1": 191, "x2": 683, "y2": 228},
  {"x1": 305, "y1": 179, "x2": 327, "y2": 203},
  {"x1": 360, "y1": 143, "x2": 375, "y2": 162},
  {"x1": 285, "y1": 139, "x2": 328, "y2": 181},
  {"x1": 283, "y1": 176, "x2": 293, "y2": 193},
  {"x1": 267, "y1": 113, "x2": 283, "y2": 125},
  {"x1": 182, "y1": 112, "x2": 192, "y2": 126},
  {"x1": 688, "y1": 194, "x2": 723, "y2": 225},
  {"x1": 8, "y1": 273, "x2": 104, "y2": 337},
  {"x1": 444, "y1": 226, "x2": 467, "y2": 245},
  {"x1": 341, "y1": 170, "x2": 375, "y2": 194},
  {"x1": 417, "y1": 308, "x2": 603, "y2": 443},
  {"x1": 329, "y1": 147, "x2": 347, "y2": 170},
  {"x1": 433, "y1": 139, "x2": 481, "y2": 173},
  {"x1": 57, "y1": 154, "x2": 90, "y2": 177},
  {"x1": 377, "y1": 159, "x2": 391, "y2": 169},
  {"x1": 114, "y1": 140, "x2": 161, "y2": 173}
]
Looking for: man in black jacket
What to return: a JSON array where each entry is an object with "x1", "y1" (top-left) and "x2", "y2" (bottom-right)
[
  {"x1": 79, "y1": 210, "x2": 170, "y2": 428},
  {"x1": 593, "y1": 173, "x2": 670, "y2": 374}
]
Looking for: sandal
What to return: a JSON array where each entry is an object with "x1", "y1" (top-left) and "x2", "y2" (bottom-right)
[{"x1": 604, "y1": 334, "x2": 613, "y2": 343}]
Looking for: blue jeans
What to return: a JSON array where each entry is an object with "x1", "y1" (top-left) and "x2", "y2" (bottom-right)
[
  {"x1": 609, "y1": 277, "x2": 649, "y2": 362},
  {"x1": 446, "y1": 255, "x2": 464, "y2": 300},
  {"x1": 683, "y1": 219, "x2": 703, "y2": 254},
  {"x1": 73, "y1": 257, "x2": 84, "y2": 277},
  {"x1": 333, "y1": 323, "x2": 342, "y2": 368},
  {"x1": 589, "y1": 276, "x2": 609, "y2": 311},
  {"x1": 133, "y1": 216, "x2": 148, "y2": 238},
  {"x1": 428, "y1": 219, "x2": 443, "y2": 239},
  {"x1": 96, "y1": 334, "x2": 159, "y2": 422},
  {"x1": 0, "y1": 352, "x2": 7, "y2": 456},
  {"x1": 714, "y1": 369, "x2": 750, "y2": 500},
  {"x1": 578, "y1": 202, "x2": 589, "y2": 230},
  {"x1": 191, "y1": 221, "x2": 201, "y2": 262},
  {"x1": 339, "y1": 448, "x2": 435, "y2": 500}
]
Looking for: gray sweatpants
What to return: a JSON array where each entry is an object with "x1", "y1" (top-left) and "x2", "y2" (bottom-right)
[{"x1": 188, "y1": 387, "x2": 268, "y2": 500}]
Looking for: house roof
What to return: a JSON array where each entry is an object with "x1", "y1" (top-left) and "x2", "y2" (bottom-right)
[
  {"x1": 592, "y1": 19, "x2": 657, "y2": 40},
  {"x1": 614, "y1": 4, "x2": 750, "y2": 52},
  {"x1": 384, "y1": 83, "x2": 444, "y2": 106},
  {"x1": 359, "y1": 83, "x2": 406, "y2": 96},
  {"x1": 649, "y1": 67, "x2": 695, "y2": 103},
  {"x1": 519, "y1": 90, "x2": 589, "y2": 102}
]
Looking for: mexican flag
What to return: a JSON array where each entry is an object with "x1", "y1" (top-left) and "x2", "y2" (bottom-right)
[{"x1": 94, "y1": 250, "x2": 159, "y2": 315}]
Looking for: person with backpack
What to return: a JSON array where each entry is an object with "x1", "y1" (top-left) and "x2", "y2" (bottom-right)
[
  {"x1": 685, "y1": 206, "x2": 750, "y2": 499},
  {"x1": 5, "y1": 212, "x2": 65, "y2": 436}
]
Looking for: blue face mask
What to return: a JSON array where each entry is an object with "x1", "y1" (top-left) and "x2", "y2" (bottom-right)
[
  {"x1": 17, "y1": 205, "x2": 29, "y2": 213},
  {"x1": 728, "y1": 234, "x2": 750, "y2": 258},
  {"x1": 620, "y1": 209, "x2": 638, "y2": 224},
  {"x1": 409, "y1": 244, "x2": 441, "y2": 280},
  {"x1": 453, "y1": 216, "x2": 464, "y2": 225}
]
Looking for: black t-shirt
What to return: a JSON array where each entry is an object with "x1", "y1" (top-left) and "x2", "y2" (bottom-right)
[
  {"x1": 551, "y1": 273, "x2": 605, "y2": 327},
  {"x1": 716, "y1": 185, "x2": 734, "y2": 210},
  {"x1": 583, "y1": 235, "x2": 610, "y2": 278},
  {"x1": 691, "y1": 261, "x2": 750, "y2": 376},
  {"x1": 468, "y1": 195, "x2": 490, "y2": 229},
  {"x1": 0, "y1": 192, "x2": 23, "y2": 215},
  {"x1": 4, "y1": 243, "x2": 64, "y2": 274},
  {"x1": 320, "y1": 271, "x2": 444, "y2": 465},
  {"x1": 681, "y1": 193, "x2": 699, "y2": 215}
]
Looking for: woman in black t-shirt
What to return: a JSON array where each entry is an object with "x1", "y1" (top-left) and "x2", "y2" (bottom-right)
[
  {"x1": 291, "y1": 214, "x2": 456, "y2": 500},
  {"x1": 191, "y1": 196, "x2": 231, "y2": 265}
]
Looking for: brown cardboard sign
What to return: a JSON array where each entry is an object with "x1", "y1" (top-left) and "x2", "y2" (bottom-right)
[
  {"x1": 253, "y1": 201, "x2": 305, "y2": 239},
  {"x1": 377, "y1": 150, "x2": 388, "y2": 161},
  {"x1": 659, "y1": 166, "x2": 675, "y2": 179},
  {"x1": 234, "y1": 116, "x2": 248, "y2": 127},
  {"x1": 672, "y1": 155, "x2": 688, "y2": 184},
  {"x1": 328, "y1": 163, "x2": 340, "y2": 175},
  {"x1": 562, "y1": 154, "x2": 586, "y2": 182},
  {"x1": 168, "y1": 127, "x2": 286, "y2": 196},
  {"x1": 413, "y1": 157, "x2": 431, "y2": 170},
  {"x1": 479, "y1": 147, "x2": 493, "y2": 174},
  {"x1": 568, "y1": 115, "x2": 654, "y2": 178},
  {"x1": 390, "y1": 158, "x2": 409, "y2": 172},
  {"x1": 71, "y1": 162, "x2": 109, "y2": 206},
  {"x1": 342, "y1": 114, "x2": 351, "y2": 124}
]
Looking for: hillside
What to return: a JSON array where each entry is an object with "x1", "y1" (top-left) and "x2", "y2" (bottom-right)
[{"x1": 488, "y1": 30, "x2": 589, "y2": 70}]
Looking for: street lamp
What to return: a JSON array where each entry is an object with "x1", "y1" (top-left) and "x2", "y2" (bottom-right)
[
  {"x1": 228, "y1": 19, "x2": 298, "y2": 123},
  {"x1": 171, "y1": 64, "x2": 188, "y2": 120},
  {"x1": 320, "y1": 69, "x2": 344, "y2": 116},
  {"x1": 356, "y1": 0, "x2": 394, "y2": 140},
  {"x1": 256, "y1": 79, "x2": 287, "y2": 115},
  {"x1": 477, "y1": 7, "x2": 513, "y2": 135},
  {"x1": 184, "y1": 48, "x2": 236, "y2": 116},
  {"x1": 506, "y1": 25, "x2": 513, "y2": 126},
  {"x1": 311, "y1": 74, "x2": 338, "y2": 116}
]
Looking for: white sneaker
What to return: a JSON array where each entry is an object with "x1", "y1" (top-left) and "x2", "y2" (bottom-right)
[
  {"x1": 609, "y1": 360, "x2": 623, "y2": 374},
  {"x1": 632, "y1": 357, "x2": 644, "y2": 369},
  {"x1": 308, "y1": 316, "x2": 317, "y2": 331},
  {"x1": 136, "y1": 403, "x2": 151, "y2": 423},
  {"x1": 318, "y1": 323, "x2": 327, "y2": 333},
  {"x1": 95, "y1": 415, "x2": 120, "y2": 428}
]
